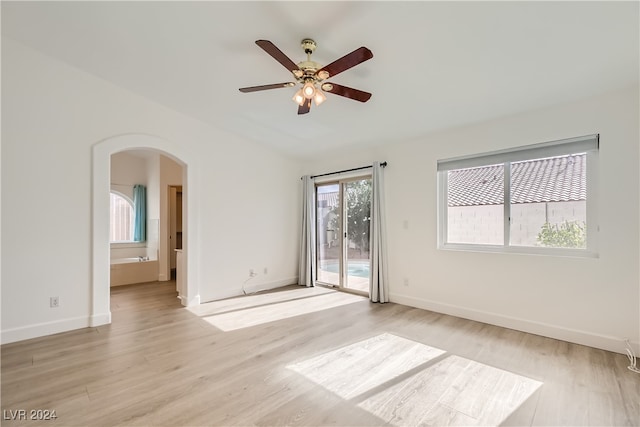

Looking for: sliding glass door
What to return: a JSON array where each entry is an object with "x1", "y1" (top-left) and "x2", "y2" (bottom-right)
[
  {"x1": 316, "y1": 177, "x2": 371, "y2": 293},
  {"x1": 316, "y1": 183, "x2": 341, "y2": 286},
  {"x1": 343, "y1": 179, "x2": 371, "y2": 292}
]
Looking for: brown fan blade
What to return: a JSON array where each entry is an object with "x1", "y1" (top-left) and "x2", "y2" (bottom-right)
[
  {"x1": 322, "y1": 83, "x2": 372, "y2": 103},
  {"x1": 297, "y1": 98, "x2": 311, "y2": 115},
  {"x1": 317, "y1": 46, "x2": 373, "y2": 78},
  {"x1": 255, "y1": 40, "x2": 300, "y2": 73},
  {"x1": 239, "y1": 82, "x2": 295, "y2": 93}
]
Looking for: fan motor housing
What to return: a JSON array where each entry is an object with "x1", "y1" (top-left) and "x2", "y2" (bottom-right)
[
  {"x1": 301, "y1": 38, "x2": 317, "y2": 54},
  {"x1": 297, "y1": 61, "x2": 322, "y2": 73},
  {"x1": 297, "y1": 39, "x2": 328, "y2": 82}
]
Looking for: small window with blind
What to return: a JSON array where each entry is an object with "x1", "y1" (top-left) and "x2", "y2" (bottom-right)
[
  {"x1": 110, "y1": 192, "x2": 135, "y2": 242},
  {"x1": 437, "y1": 134, "x2": 598, "y2": 257}
]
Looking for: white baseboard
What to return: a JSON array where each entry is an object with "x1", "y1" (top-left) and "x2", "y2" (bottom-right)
[
  {"x1": 1, "y1": 277, "x2": 301, "y2": 344},
  {"x1": 202, "y1": 277, "x2": 299, "y2": 303},
  {"x1": 183, "y1": 293, "x2": 200, "y2": 307},
  {"x1": 1, "y1": 315, "x2": 94, "y2": 345},
  {"x1": 89, "y1": 312, "x2": 111, "y2": 327},
  {"x1": 389, "y1": 292, "x2": 637, "y2": 355},
  {"x1": 243, "y1": 276, "x2": 298, "y2": 294}
]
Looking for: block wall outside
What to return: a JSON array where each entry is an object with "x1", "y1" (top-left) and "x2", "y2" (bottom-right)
[{"x1": 447, "y1": 201, "x2": 586, "y2": 246}]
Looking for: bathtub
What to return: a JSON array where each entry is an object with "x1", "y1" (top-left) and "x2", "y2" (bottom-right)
[
  {"x1": 110, "y1": 257, "x2": 159, "y2": 287},
  {"x1": 111, "y1": 257, "x2": 152, "y2": 264}
]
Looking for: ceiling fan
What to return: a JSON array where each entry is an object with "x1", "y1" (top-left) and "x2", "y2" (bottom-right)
[{"x1": 239, "y1": 39, "x2": 373, "y2": 115}]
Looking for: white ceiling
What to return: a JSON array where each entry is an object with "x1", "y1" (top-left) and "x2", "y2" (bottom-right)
[{"x1": 2, "y1": 1, "x2": 638, "y2": 159}]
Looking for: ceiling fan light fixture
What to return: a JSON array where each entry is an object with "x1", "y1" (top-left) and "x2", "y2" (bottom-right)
[
  {"x1": 313, "y1": 89, "x2": 327, "y2": 106},
  {"x1": 240, "y1": 39, "x2": 373, "y2": 115},
  {"x1": 303, "y1": 81, "x2": 316, "y2": 99},
  {"x1": 292, "y1": 89, "x2": 305, "y2": 106}
]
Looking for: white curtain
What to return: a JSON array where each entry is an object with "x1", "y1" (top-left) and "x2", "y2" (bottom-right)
[
  {"x1": 370, "y1": 162, "x2": 388, "y2": 302},
  {"x1": 299, "y1": 175, "x2": 316, "y2": 287}
]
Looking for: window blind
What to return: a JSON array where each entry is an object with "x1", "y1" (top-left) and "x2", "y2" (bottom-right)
[{"x1": 437, "y1": 134, "x2": 599, "y2": 172}]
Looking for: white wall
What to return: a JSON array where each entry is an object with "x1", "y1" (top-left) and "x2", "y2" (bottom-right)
[
  {"x1": 304, "y1": 86, "x2": 639, "y2": 354},
  {"x1": 110, "y1": 151, "x2": 148, "y2": 199},
  {"x1": 1, "y1": 38, "x2": 300, "y2": 343},
  {"x1": 146, "y1": 153, "x2": 161, "y2": 262}
]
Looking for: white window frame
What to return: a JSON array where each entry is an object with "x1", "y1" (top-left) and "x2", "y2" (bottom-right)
[
  {"x1": 109, "y1": 190, "x2": 137, "y2": 244},
  {"x1": 437, "y1": 134, "x2": 599, "y2": 258}
]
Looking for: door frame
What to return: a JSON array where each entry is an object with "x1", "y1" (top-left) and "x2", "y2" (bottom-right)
[
  {"x1": 168, "y1": 185, "x2": 183, "y2": 275},
  {"x1": 314, "y1": 175, "x2": 371, "y2": 295},
  {"x1": 315, "y1": 180, "x2": 342, "y2": 288},
  {"x1": 91, "y1": 134, "x2": 200, "y2": 328}
]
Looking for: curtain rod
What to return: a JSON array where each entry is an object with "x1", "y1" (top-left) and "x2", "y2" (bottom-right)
[{"x1": 304, "y1": 161, "x2": 387, "y2": 180}]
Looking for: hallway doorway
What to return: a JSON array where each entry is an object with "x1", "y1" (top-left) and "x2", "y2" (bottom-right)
[{"x1": 92, "y1": 134, "x2": 199, "y2": 329}]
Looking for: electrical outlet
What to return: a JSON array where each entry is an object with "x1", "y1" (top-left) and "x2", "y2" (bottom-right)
[
  {"x1": 403, "y1": 278, "x2": 409, "y2": 286},
  {"x1": 263, "y1": 267, "x2": 268, "y2": 275},
  {"x1": 50, "y1": 296, "x2": 59, "y2": 308},
  {"x1": 249, "y1": 269, "x2": 256, "y2": 277}
]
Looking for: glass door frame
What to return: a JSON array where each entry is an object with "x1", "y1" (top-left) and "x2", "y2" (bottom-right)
[
  {"x1": 315, "y1": 174, "x2": 371, "y2": 296},
  {"x1": 315, "y1": 179, "x2": 342, "y2": 288}
]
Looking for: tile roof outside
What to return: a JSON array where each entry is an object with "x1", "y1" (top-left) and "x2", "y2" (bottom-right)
[{"x1": 448, "y1": 154, "x2": 586, "y2": 207}]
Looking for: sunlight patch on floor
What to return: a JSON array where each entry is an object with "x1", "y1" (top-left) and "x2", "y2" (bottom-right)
[
  {"x1": 188, "y1": 286, "x2": 336, "y2": 317},
  {"x1": 201, "y1": 291, "x2": 365, "y2": 331},
  {"x1": 358, "y1": 354, "x2": 542, "y2": 426},
  {"x1": 287, "y1": 333, "x2": 542, "y2": 426},
  {"x1": 287, "y1": 333, "x2": 446, "y2": 400}
]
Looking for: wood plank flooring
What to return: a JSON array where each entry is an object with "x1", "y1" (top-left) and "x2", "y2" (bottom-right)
[{"x1": 1, "y1": 281, "x2": 638, "y2": 426}]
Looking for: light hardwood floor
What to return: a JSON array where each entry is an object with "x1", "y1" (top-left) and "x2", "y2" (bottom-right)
[{"x1": 1, "y1": 281, "x2": 638, "y2": 426}]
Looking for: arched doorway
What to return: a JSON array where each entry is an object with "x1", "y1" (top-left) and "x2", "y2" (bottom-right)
[{"x1": 91, "y1": 134, "x2": 200, "y2": 327}]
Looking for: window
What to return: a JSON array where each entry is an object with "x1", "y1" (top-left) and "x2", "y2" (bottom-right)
[
  {"x1": 438, "y1": 134, "x2": 598, "y2": 256},
  {"x1": 110, "y1": 192, "x2": 134, "y2": 242}
]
